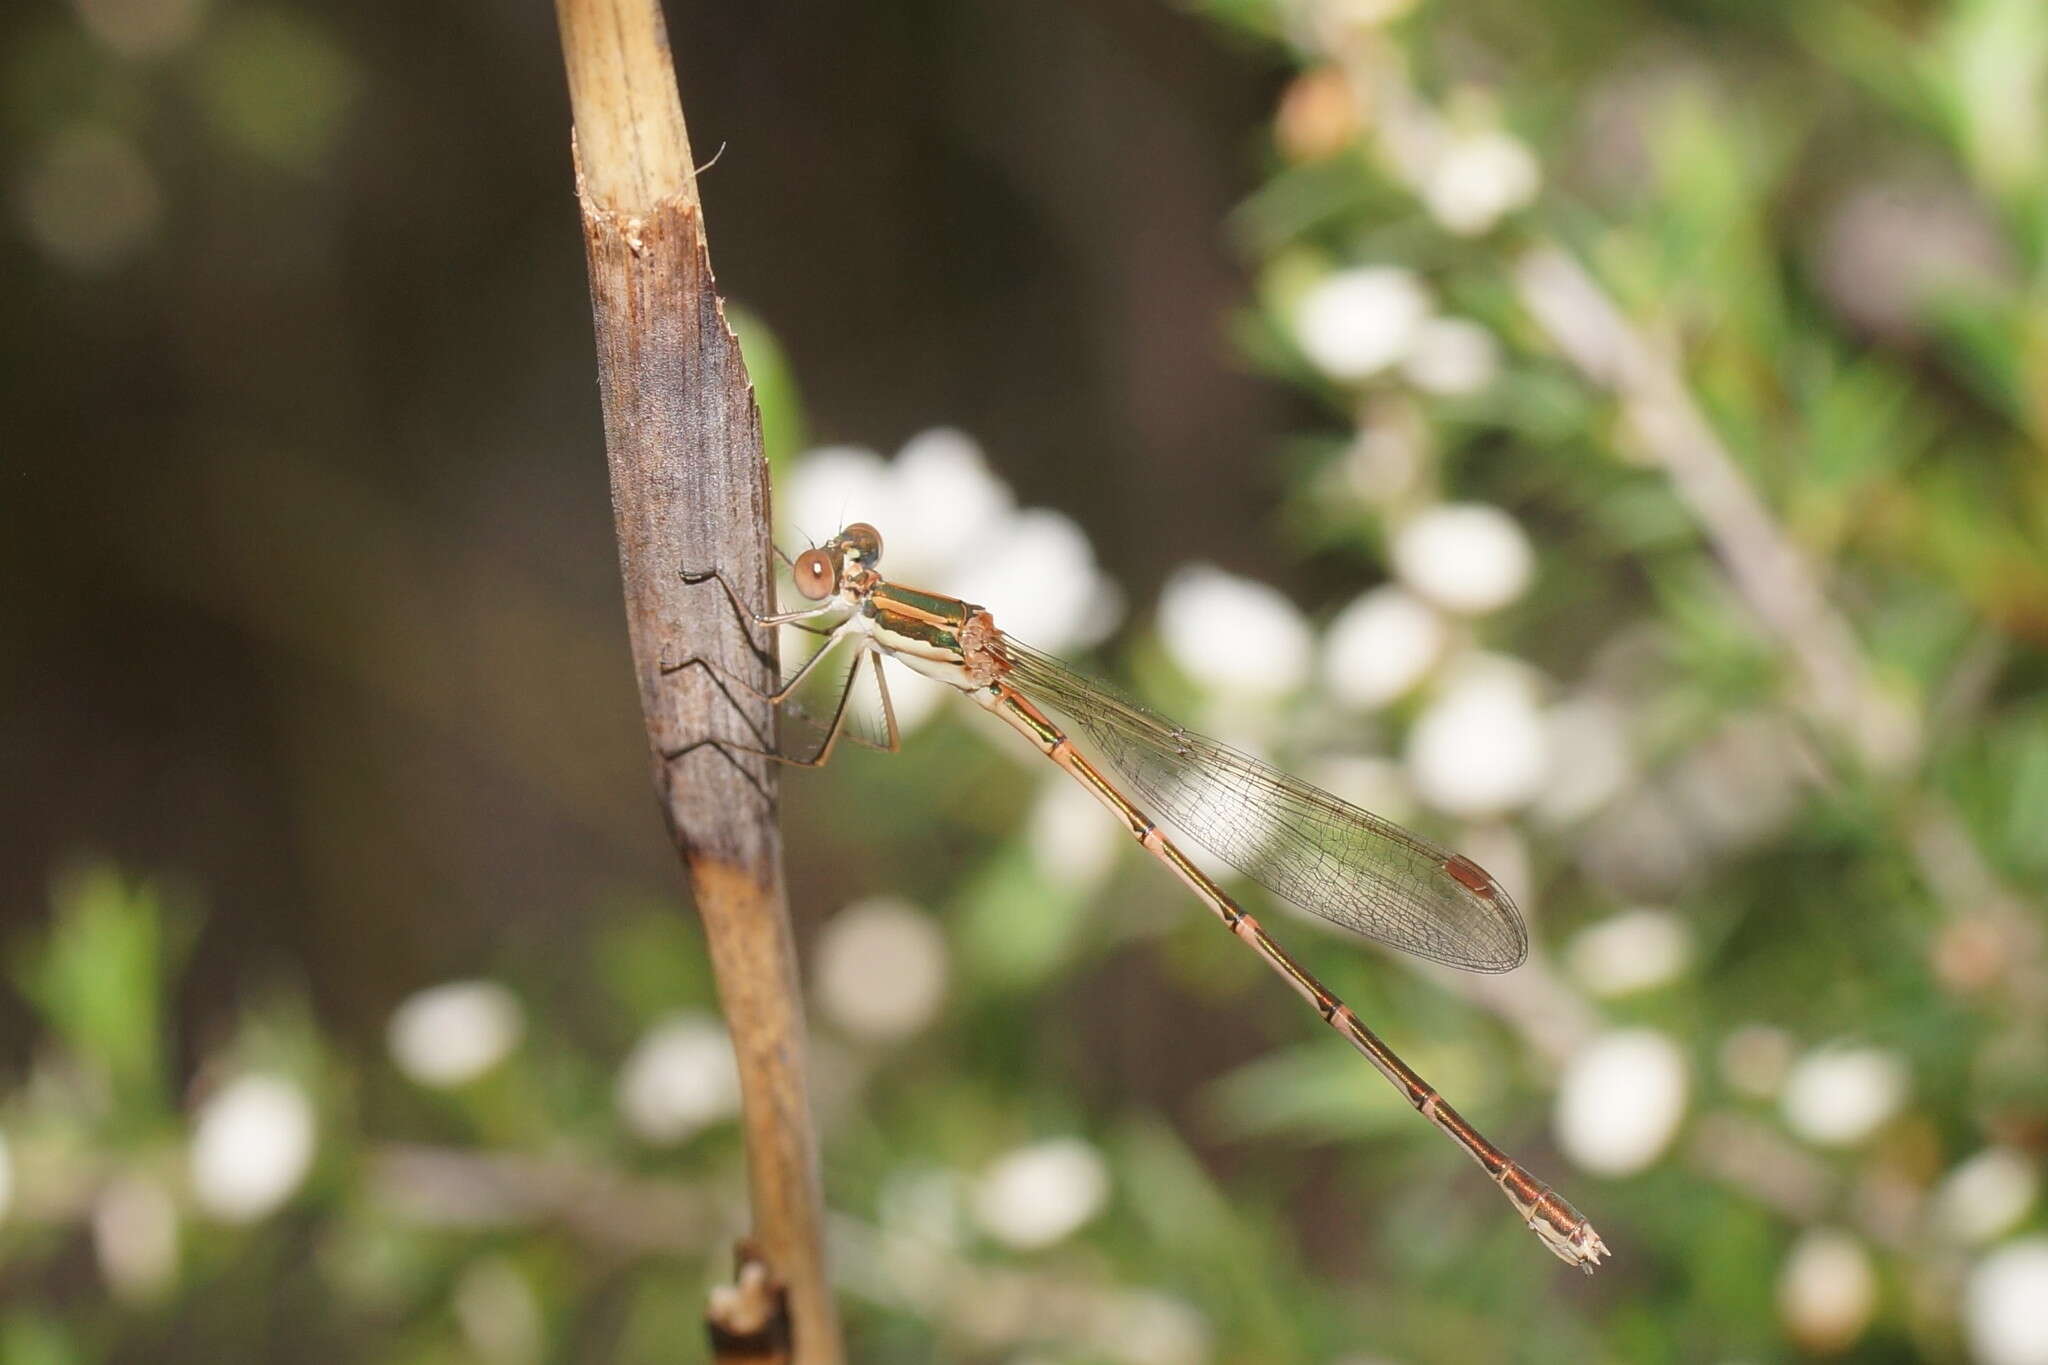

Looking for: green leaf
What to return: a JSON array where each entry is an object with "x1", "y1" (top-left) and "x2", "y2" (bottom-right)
[
  {"x1": 13, "y1": 863, "x2": 195, "y2": 1113},
  {"x1": 728, "y1": 304, "x2": 807, "y2": 483},
  {"x1": 0, "y1": 1313, "x2": 79, "y2": 1365},
  {"x1": 189, "y1": 10, "x2": 359, "y2": 171},
  {"x1": 952, "y1": 841, "x2": 1092, "y2": 991},
  {"x1": 1204, "y1": 1040, "x2": 1420, "y2": 1143}
]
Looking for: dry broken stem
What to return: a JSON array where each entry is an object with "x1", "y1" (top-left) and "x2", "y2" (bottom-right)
[{"x1": 553, "y1": 0, "x2": 842, "y2": 1360}]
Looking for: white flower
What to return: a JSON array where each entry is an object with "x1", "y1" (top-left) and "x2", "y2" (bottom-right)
[
  {"x1": 1554, "y1": 1028, "x2": 1688, "y2": 1176},
  {"x1": 1935, "y1": 1149, "x2": 2039, "y2": 1246},
  {"x1": 1109, "y1": 1293, "x2": 1212, "y2": 1365},
  {"x1": 1421, "y1": 129, "x2": 1540, "y2": 236},
  {"x1": 1293, "y1": 267, "x2": 1434, "y2": 380},
  {"x1": 1533, "y1": 697, "x2": 1632, "y2": 826},
  {"x1": 1319, "y1": 0, "x2": 1417, "y2": 31},
  {"x1": 1566, "y1": 908, "x2": 1692, "y2": 998},
  {"x1": 93, "y1": 1175, "x2": 179, "y2": 1301},
  {"x1": 814, "y1": 897, "x2": 949, "y2": 1044},
  {"x1": 1157, "y1": 565, "x2": 1313, "y2": 698},
  {"x1": 1339, "y1": 408, "x2": 1425, "y2": 505},
  {"x1": 1781, "y1": 1046, "x2": 1909, "y2": 1147},
  {"x1": 1967, "y1": 1238, "x2": 2048, "y2": 1365},
  {"x1": 1390, "y1": 503, "x2": 1534, "y2": 615},
  {"x1": 387, "y1": 980, "x2": 523, "y2": 1088},
  {"x1": 22, "y1": 125, "x2": 161, "y2": 272},
  {"x1": 950, "y1": 507, "x2": 1117, "y2": 653},
  {"x1": 781, "y1": 445, "x2": 895, "y2": 547},
  {"x1": 1779, "y1": 1229, "x2": 1877, "y2": 1353},
  {"x1": 455, "y1": 1256, "x2": 545, "y2": 1365},
  {"x1": 1302, "y1": 0, "x2": 1417, "y2": 44},
  {"x1": 1401, "y1": 316, "x2": 1500, "y2": 395},
  {"x1": 1029, "y1": 776, "x2": 1121, "y2": 892},
  {"x1": 1321, "y1": 586, "x2": 1446, "y2": 710},
  {"x1": 616, "y1": 1013, "x2": 741, "y2": 1144},
  {"x1": 972, "y1": 1137, "x2": 1110, "y2": 1250},
  {"x1": 1406, "y1": 659, "x2": 1549, "y2": 816},
  {"x1": 1717, "y1": 1024, "x2": 1794, "y2": 1100},
  {"x1": 190, "y1": 1075, "x2": 316, "y2": 1222},
  {"x1": 74, "y1": 0, "x2": 208, "y2": 59},
  {"x1": 892, "y1": 428, "x2": 1017, "y2": 571}
]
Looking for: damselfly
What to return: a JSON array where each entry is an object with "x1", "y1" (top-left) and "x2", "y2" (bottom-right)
[{"x1": 665, "y1": 522, "x2": 1608, "y2": 1270}]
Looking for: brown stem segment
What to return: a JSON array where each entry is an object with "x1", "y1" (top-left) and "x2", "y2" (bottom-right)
[{"x1": 553, "y1": 1, "x2": 842, "y2": 1358}]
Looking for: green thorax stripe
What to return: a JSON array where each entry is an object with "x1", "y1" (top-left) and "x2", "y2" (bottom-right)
[{"x1": 871, "y1": 582, "x2": 973, "y2": 626}]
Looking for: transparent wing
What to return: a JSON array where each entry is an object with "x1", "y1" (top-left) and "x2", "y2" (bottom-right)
[{"x1": 996, "y1": 636, "x2": 1528, "y2": 972}]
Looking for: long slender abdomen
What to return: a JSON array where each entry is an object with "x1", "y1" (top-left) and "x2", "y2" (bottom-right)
[{"x1": 972, "y1": 681, "x2": 1607, "y2": 1270}]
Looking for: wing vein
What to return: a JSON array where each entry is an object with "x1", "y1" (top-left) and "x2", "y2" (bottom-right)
[{"x1": 995, "y1": 634, "x2": 1528, "y2": 972}]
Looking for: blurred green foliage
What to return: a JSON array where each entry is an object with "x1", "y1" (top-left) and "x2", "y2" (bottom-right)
[{"x1": 5, "y1": 0, "x2": 2047, "y2": 1362}]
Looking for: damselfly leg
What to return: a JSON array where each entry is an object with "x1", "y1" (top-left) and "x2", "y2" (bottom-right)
[{"x1": 665, "y1": 565, "x2": 902, "y2": 767}]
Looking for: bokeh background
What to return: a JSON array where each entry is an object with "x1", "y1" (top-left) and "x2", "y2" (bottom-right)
[{"x1": 5, "y1": 0, "x2": 2048, "y2": 1360}]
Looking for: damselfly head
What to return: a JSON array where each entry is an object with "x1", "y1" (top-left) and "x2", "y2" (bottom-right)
[{"x1": 793, "y1": 524, "x2": 883, "y2": 600}]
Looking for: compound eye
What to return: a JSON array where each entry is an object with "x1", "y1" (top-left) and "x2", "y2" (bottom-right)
[
  {"x1": 839, "y1": 522, "x2": 883, "y2": 566},
  {"x1": 792, "y1": 547, "x2": 838, "y2": 600}
]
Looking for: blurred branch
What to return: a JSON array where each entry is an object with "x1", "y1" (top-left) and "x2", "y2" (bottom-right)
[
  {"x1": 1321, "y1": 15, "x2": 1898, "y2": 772},
  {"x1": 379, "y1": 1152, "x2": 1192, "y2": 1364},
  {"x1": 1512, "y1": 244, "x2": 2043, "y2": 996},
  {"x1": 1686, "y1": 1112, "x2": 1836, "y2": 1224},
  {"x1": 829, "y1": 1215, "x2": 1208, "y2": 1365},
  {"x1": 373, "y1": 1143, "x2": 715, "y2": 1254},
  {"x1": 23, "y1": 1133, "x2": 1179, "y2": 1361},
  {"x1": 1687, "y1": 1113, "x2": 1936, "y2": 1255},
  {"x1": 1313, "y1": 1, "x2": 2044, "y2": 1024},
  {"x1": 553, "y1": 2, "x2": 840, "y2": 1360},
  {"x1": 1512, "y1": 245, "x2": 1901, "y2": 775}
]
